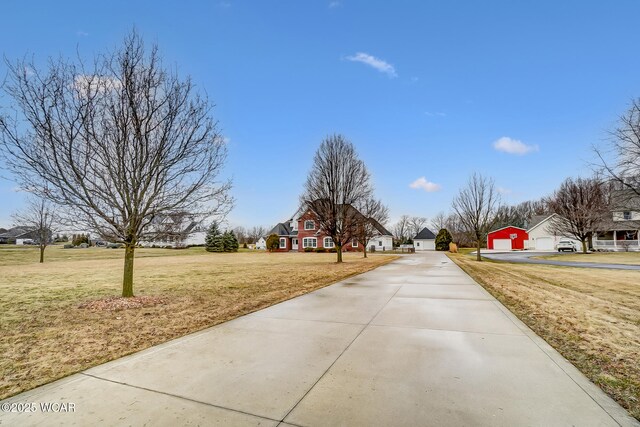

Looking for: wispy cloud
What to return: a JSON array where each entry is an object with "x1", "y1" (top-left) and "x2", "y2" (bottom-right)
[
  {"x1": 424, "y1": 111, "x2": 446, "y2": 117},
  {"x1": 409, "y1": 177, "x2": 441, "y2": 192},
  {"x1": 345, "y1": 52, "x2": 397, "y2": 78},
  {"x1": 328, "y1": 1, "x2": 341, "y2": 8},
  {"x1": 76, "y1": 30, "x2": 89, "y2": 37},
  {"x1": 217, "y1": 1, "x2": 231, "y2": 8},
  {"x1": 497, "y1": 186, "x2": 512, "y2": 195},
  {"x1": 493, "y1": 136, "x2": 539, "y2": 155}
]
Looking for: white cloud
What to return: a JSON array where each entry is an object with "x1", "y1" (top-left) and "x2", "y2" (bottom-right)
[
  {"x1": 409, "y1": 177, "x2": 441, "y2": 192},
  {"x1": 493, "y1": 136, "x2": 539, "y2": 155},
  {"x1": 345, "y1": 52, "x2": 397, "y2": 78},
  {"x1": 328, "y1": 1, "x2": 341, "y2": 8},
  {"x1": 76, "y1": 30, "x2": 89, "y2": 37},
  {"x1": 497, "y1": 187, "x2": 512, "y2": 195}
]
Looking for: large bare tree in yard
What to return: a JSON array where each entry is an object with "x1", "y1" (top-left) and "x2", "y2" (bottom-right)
[
  {"x1": 301, "y1": 134, "x2": 373, "y2": 263},
  {"x1": 596, "y1": 98, "x2": 640, "y2": 199},
  {"x1": 546, "y1": 177, "x2": 608, "y2": 253},
  {"x1": 451, "y1": 173, "x2": 501, "y2": 261},
  {"x1": 12, "y1": 194, "x2": 57, "y2": 263},
  {"x1": 0, "y1": 31, "x2": 231, "y2": 297},
  {"x1": 354, "y1": 197, "x2": 389, "y2": 258}
]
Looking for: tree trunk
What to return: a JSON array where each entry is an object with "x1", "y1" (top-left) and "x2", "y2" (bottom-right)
[
  {"x1": 581, "y1": 239, "x2": 587, "y2": 254},
  {"x1": 363, "y1": 245, "x2": 367, "y2": 258},
  {"x1": 39, "y1": 244, "x2": 45, "y2": 263},
  {"x1": 476, "y1": 239, "x2": 482, "y2": 261},
  {"x1": 587, "y1": 232, "x2": 593, "y2": 251},
  {"x1": 122, "y1": 244, "x2": 135, "y2": 297},
  {"x1": 336, "y1": 244, "x2": 343, "y2": 263}
]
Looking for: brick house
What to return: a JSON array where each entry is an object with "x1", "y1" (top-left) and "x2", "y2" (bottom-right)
[{"x1": 265, "y1": 204, "x2": 393, "y2": 252}]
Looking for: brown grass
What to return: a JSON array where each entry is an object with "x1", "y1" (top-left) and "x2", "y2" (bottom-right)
[
  {"x1": 0, "y1": 249, "x2": 396, "y2": 399},
  {"x1": 537, "y1": 251, "x2": 640, "y2": 266},
  {"x1": 448, "y1": 252, "x2": 640, "y2": 420}
]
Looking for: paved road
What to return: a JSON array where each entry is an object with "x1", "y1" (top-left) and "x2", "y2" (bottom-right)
[
  {"x1": 2, "y1": 252, "x2": 637, "y2": 426},
  {"x1": 482, "y1": 251, "x2": 640, "y2": 270}
]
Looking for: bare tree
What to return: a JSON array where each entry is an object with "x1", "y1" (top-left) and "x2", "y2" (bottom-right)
[
  {"x1": 452, "y1": 173, "x2": 501, "y2": 261},
  {"x1": 301, "y1": 134, "x2": 373, "y2": 263},
  {"x1": 247, "y1": 225, "x2": 267, "y2": 244},
  {"x1": 430, "y1": 211, "x2": 447, "y2": 232},
  {"x1": 12, "y1": 195, "x2": 57, "y2": 263},
  {"x1": 596, "y1": 98, "x2": 640, "y2": 201},
  {"x1": 393, "y1": 215, "x2": 411, "y2": 244},
  {"x1": 0, "y1": 31, "x2": 232, "y2": 297},
  {"x1": 354, "y1": 198, "x2": 389, "y2": 258},
  {"x1": 408, "y1": 216, "x2": 428, "y2": 238},
  {"x1": 445, "y1": 213, "x2": 474, "y2": 247},
  {"x1": 233, "y1": 226, "x2": 247, "y2": 245},
  {"x1": 546, "y1": 177, "x2": 608, "y2": 253}
]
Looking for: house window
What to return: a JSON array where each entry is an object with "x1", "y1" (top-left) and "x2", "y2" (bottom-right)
[
  {"x1": 279, "y1": 238, "x2": 286, "y2": 249},
  {"x1": 378, "y1": 241, "x2": 382, "y2": 246},
  {"x1": 416, "y1": 242, "x2": 420, "y2": 247},
  {"x1": 303, "y1": 237, "x2": 317, "y2": 248},
  {"x1": 623, "y1": 211, "x2": 632, "y2": 220},
  {"x1": 352, "y1": 238, "x2": 358, "y2": 248},
  {"x1": 304, "y1": 220, "x2": 315, "y2": 230},
  {"x1": 324, "y1": 237, "x2": 334, "y2": 248}
]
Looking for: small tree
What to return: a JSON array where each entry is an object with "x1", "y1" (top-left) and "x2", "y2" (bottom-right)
[
  {"x1": 353, "y1": 197, "x2": 389, "y2": 258},
  {"x1": 452, "y1": 173, "x2": 501, "y2": 261},
  {"x1": 205, "y1": 222, "x2": 224, "y2": 253},
  {"x1": 266, "y1": 233, "x2": 280, "y2": 252},
  {"x1": 223, "y1": 230, "x2": 239, "y2": 252},
  {"x1": 435, "y1": 228, "x2": 453, "y2": 251},
  {"x1": 12, "y1": 195, "x2": 57, "y2": 263}
]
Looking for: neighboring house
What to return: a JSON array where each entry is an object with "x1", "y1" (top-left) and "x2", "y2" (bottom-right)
[
  {"x1": 487, "y1": 226, "x2": 528, "y2": 250},
  {"x1": 265, "y1": 203, "x2": 393, "y2": 252},
  {"x1": 413, "y1": 228, "x2": 436, "y2": 251},
  {"x1": 255, "y1": 237, "x2": 267, "y2": 250},
  {"x1": 139, "y1": 213, "x2": 206, "y2": 248},
  {"x1": 593, "y1": 189, "x2": 640, "y2": 251},
  {"x1": 0, "y1": 226, "x2": 40, "y2": 244},
  {"x1": 525, "y1": 214, "x2": 580, "y2": 251}
]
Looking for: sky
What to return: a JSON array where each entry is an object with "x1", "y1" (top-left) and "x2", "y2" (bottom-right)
[{"x1": 1, "y1": 0, "x2": 639, "y2": 230}]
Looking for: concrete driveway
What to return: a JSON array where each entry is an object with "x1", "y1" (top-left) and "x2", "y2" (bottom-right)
[
  {"x1": 482, "y1": 250, "x2": 640, "y2": 270},
  {"x1": 1, "y1": 252, "x2": 637, "y2": 426}
]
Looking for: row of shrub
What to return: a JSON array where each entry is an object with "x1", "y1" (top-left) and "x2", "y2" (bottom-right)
[{"x1": 303, "y1": 247, "x2": 338, "y2": 253}]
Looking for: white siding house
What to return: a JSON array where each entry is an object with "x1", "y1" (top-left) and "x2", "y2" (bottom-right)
[
  {"x1": 366, "y1": 235, "x2": 393, "y2": 251},
  {"x1": 526, "y1": 214, "x2": 581, "y2": 251},
  {"x1": 413, "y1": 228, "x2": 436, "y2": 251}
]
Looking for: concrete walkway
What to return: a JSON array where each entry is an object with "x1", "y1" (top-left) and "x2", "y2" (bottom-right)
[{"x1": 2, "y1": 252, "x2": 638, "y2": 426}]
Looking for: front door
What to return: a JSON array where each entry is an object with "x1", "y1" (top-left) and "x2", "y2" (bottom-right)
[{"x1": 292, "y1": 238, "x2": 298, "y2": 250}]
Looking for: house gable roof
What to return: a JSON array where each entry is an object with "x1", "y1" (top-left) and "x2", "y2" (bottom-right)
[
  {"x1": 489, "y1": 226, "x2": 528, "y2": 234},
  {"x1": 414, "y1": 227, "x2": 436, "y2": 240},
  {"x1": 526, "y1": 213, "x2": 557, "y2": 233},
  {"x1": 268, "y1": 222, "x2": 293, "y2": 237}
]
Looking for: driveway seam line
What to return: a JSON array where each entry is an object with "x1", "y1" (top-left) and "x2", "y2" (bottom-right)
[
  {"x1": 79, "y1": 372, "x2": 281, "y2": 424},
  {"x1": 278, "y1": 274, "x2": 405, "y2": 424}
]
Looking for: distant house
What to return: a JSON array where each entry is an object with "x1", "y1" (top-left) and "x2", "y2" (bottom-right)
[
  {"x1": 263, "y1": 203, "x2": 393, "y2": 252},
  {"x1": 593, "y1": 189, "x2": 640, "y2": 251},
  {"x1": 488, "y1": 226, "x2": 528, "y2": 250},
  {"x1": 413, "y1": 228, "x2": 436, "y2": 251},
  {"x1": 525, "y1": 214, "x2": 581, "y2": 251},
  {"x1": 139, "y1": 213, "x2": 206, "y2": 248},
  {"x1": 255, "y1": 237, "x2": 267, "y2": 250},
  {"x1": 0, "y1": 226, "x2": 40, "y2": 245}
]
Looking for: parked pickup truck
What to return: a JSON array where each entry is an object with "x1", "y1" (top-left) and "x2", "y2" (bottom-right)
[{"x1": 556, "y1": 240, "x2": 577, "y2": 252}]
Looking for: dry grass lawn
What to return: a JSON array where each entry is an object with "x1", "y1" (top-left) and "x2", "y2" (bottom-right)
[
  {"x1": 449, "y1": 252, "x2": 640, "y2": 420},
  {"x1": 0, "y1": 246, "x2": 396, "y2": 400},
  {"x1": 538, "y1": 251, "x2": 640, "y2": 266}
]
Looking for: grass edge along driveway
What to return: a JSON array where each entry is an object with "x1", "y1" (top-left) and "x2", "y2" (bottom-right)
[{"x1": 448, "y1": 251, "x2": 640, "y2": 421}]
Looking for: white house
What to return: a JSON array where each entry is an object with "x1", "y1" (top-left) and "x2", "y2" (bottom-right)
[
  {"x1": 413, "y1": 227, "x2": 436, "y2": 251},
  {"x1": 139, "y1": 213, "x2": 206, "y2": 248},
  {"x1": 525, "y1": 214, "x2": 580, "y2": 251},
  {"x1": 593, "y1": 189, "x2": 640, "y2": 251},
  {"x1": 255, "y1": 237, "x2": 267, "y2": 250}
]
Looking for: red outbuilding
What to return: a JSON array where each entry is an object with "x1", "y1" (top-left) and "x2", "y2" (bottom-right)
[{"x1": 487, "y1": 226, "x2": 528, "y2": 250}]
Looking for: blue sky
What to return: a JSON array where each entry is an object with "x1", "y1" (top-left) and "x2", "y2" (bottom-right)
[{"x1": 1, "y1": 1, "x2": 639, "y2": 229}]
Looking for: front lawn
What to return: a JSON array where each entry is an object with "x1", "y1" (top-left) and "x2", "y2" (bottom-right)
[
  {"x1": 537, "y1": 251, "x2": 640, "y2": 266},
  {"x1": 0, "y1": 249, "x2": 396, "y2": 399},
  {"x1": 448, "y1": 251, "x2": 640, "y2": 420}
]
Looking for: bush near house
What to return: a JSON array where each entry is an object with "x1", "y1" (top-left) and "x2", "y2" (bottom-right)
[
  {"x1": 266, "y1": 234, "x2": 280, "y2": 252},
  {"x1": 435, "y1": 228, "x2": 453, "y2": 251}
]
